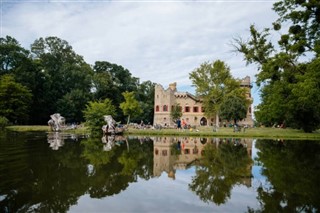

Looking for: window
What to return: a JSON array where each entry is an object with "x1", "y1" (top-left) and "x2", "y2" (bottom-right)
[
  {"x1": 162, "y1": 150, "x2": 168, "y2": 156},
  {"x1": 248, "y1": 107, "x2": 251, "y2": 113},
  {"x1": 156, "y1": 105, "x2": 159, "y2": 112},
  {"x1": 185, "y1": 106, "x2": 190, "y2": 112},
  {"x1": 201, "y1": 107, "x2": 205, "y2": 112},
  {"x1": 163, "y1": 105, "x2": 168, "y2": 111},
  {"x1": 193, "y1": 107, "x2": 199, "y2": 112}
]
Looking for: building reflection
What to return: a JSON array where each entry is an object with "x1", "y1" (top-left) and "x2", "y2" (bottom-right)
[{"x1": 152, "y1": 137, "x2": 253, "y2": 185}]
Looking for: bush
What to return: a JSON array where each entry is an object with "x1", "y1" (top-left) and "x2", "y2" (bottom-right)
[
  {"x1": 83, "y1": 99, "x2": 116, "y2": 135},
  {"x1": 0, "y1": 116, "x2": 9, "y2": 129}
]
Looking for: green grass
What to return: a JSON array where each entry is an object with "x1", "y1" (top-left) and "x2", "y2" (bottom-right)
[
  {"x1": 126, "y1": 126, "x2": 320, "y2": 140},
  {"x1": 5, "y1": 125, "x2": 89, "y2": 134},
  {"x1": 4, "y1": 125, "x2": 320, "y2": 140}
]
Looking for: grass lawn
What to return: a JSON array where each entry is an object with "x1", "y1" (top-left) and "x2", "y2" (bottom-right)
[
  {"x1": 126, "y1": 126, "x2": 320, "y2": 140},
  {"x1": 4, "y1": 125, "x2": 320, "y2": 140}
]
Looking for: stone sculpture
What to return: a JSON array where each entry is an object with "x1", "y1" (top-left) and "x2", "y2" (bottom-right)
[
  {"x1": 102, "y1": 115, "x2": 124, "y2": 135},
  {"x1": 48, "y1": 113, "x2": 66, "y2": 132}
]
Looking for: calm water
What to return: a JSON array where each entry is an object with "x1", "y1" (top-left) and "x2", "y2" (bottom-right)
[{"x1": 0, "y1": 131, "x2": 319, "y2": 213}]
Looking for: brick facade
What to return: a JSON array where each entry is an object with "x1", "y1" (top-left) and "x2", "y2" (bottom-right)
[{"x1": 153, "y1": 76, "x2": 254, "y2": 127}]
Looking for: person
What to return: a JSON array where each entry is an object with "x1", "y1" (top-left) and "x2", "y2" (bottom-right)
[
  {"x1": 181, "y1": 119, "x2": 187, "y2": 129},
  {"x1": 177, "y1": 118, "x2": 181, "y2": 129}
]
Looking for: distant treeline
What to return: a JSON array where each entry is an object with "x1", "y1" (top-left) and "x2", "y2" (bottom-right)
[{"x1": 0, "y1": 36, "x2": 155, "y2": 125}]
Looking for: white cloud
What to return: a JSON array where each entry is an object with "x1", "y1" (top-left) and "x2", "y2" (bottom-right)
[{"x1": 2, "y1": 0, "x2": 278, "y2": 107}]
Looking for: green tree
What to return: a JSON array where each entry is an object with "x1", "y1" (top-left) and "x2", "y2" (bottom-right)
[
  {"x1": 220, "y1": 95, "x2": 249, "y2": 125},
  {"x1": 0, "y1": 36, "x2": 47, "y2": 124},
  {"x1": 0, "y1": 36, "x2": 30, "y2": 75},
  {"x1": 92, "y1": 61, "x2": 139, "y2": 121},
  {"x1": 57, "y1": 89, "x2": 91, "y2": 123},
  {"x1": 189, "y1": 141, "x2": 252, "y2": 205},
  {"x1": 189, "y1": 60, "x2": 242, "y2": 126},
  {"x1": 0, "y1": 116, "x2": 9, "y2": 129},
  {"x1": 31, "y1": 36, "x2": 93, "y2": 123},
  {"x1": 247, "y1": 139, "x2": 320, "y2": 212},
  {"x1": 136, "y1": 80, "x2": 156, "y2": 124},
  {"x1": 120, "y1": 91, "x2": 142, "y2": 125},
  {"x1": 0, "y1": 74, "x2": 32, "y2": 124},
  {"x1": 234, "y1": 0, "x2": 320, "y2": 132},
  {"x1": 83, "y1": 99, "x2": 116, "y2": 135},
  {"x1": 170, "y1": 103, "x2": 182, "y2": 122}
]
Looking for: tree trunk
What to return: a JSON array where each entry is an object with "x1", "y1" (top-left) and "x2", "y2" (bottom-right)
[
  {"x1": 127, "y1": 115, "x2": 131, "y2": 125},
  {"x1": 215, "y1": 113, "x2": 219, "y2": 127}
]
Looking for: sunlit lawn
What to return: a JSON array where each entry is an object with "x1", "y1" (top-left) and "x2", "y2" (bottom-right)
[
  {"x1": 126, "y1": 126, "x2": 320, "y2": 139},
  {"x1": 5, "y1": 125, "x2": 320, "y2": 139}
]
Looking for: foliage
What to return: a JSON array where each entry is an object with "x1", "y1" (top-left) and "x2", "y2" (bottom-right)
[
  {"x1": 57, "y1": 89, "x2": 91, "y2": 123},
  {"x1": 0, "y1": 74, "x2": 32, "y2": 124},
  {"x1": 0, "y1": 116, "x2": 9, "y2": 129},
  {"x1": 136, "y1": 80, "x2": 156, "y2": 124},
  {"x1": 248, "y1": 139, "x2": 320, "y2": 212},
  {"x1": 234, "y1": 0, "x2": 320, "y2": 132},
  {"x1": 0, "y1": 35, "x2": 156, "y2": 125},
  {"x1": 220, "y1": 95, "x2": 249, "y2": 124},
  {"x1": 119, "y1": 91, "x2": 142, "y2": 124},
  {"x1": 92, "y1": 61, "x2": 139, "y2": 121},
  {"x1": 30, "y1": 36, "x2": 94, "y2": 123},
  {"x1": 83, "y1": 99, "x2": 116, "y2": 135},
  {"x1": 189, "y1": 60, "x2": 242, "y2": 125},
  {"x1": 170, "y1": 103, "x2": 182, "y2": 122},
  {"x1": 189, "y1": 141, "x2": 252, "y2": 205}
]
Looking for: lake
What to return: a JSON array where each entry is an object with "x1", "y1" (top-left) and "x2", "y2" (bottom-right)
[{"x1": 0, "y1": 131, "x2": 319, "y2": 212}]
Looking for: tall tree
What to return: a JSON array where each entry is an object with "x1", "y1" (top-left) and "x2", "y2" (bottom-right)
[
  {"x1": 234, "y1": 0, "x2": 320, "y2": 132},
  {"x1": 136, "y1": 80, "x2": 156, "y2": 124},
  {"x1": 0, "y1": 36, "x2": 46, "y2": 124},
  {"x1": 189, "y1": 60, "x2": 242, "y2": 127},
  {"x1": 119, "y1": 91, "x2": 142, "y2": 125},
  {"x1": 0, "y1": 74, "x2": 32, "y2": 124},
  {"x1": 92, "y1": 61, "x2": 139, "y2": 121},
  {"x1": 30, "y1": 36, "x2": 93, "y2": 123}
]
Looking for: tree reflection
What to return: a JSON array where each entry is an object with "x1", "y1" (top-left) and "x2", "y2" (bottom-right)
[
  {"x1": 247, "y1": 139, "x2": 320, "y2": 212},
  {"x1": 81, "y1": 136, "x2": 153, "y2": 198},
  {"x1": 0, "y1": 133, "x2": 154, "y2": 212},
  {"x1": 189, "y1": 140, "x2": 252, "y2": 205}
]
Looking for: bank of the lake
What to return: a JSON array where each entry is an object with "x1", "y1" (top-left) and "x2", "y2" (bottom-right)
[{"x1": 5, "y1": 125, "x2": 320, "y2": 140}]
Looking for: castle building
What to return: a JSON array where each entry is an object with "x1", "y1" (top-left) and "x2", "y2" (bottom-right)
[{"x1": 153, "y1": 76, "x2": 254, "y2": 127}]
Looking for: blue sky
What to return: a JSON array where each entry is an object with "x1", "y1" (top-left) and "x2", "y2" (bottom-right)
[{"x1": 1, "y1": 0, "x2": 277, "y2": 108}]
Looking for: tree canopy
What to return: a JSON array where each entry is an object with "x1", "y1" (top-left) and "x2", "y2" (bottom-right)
[
  {"x1": 189, "y1": 60, "x2": 244, "y2": 126},
  {"x1": 220, "y1": 95, "x2": 248, "y2": 125},
  {"x1": 0, "y1": 35, "x2": 156, "y2": 125},
  {"x1": 0, "y1": 74, "x2": 32, "y2": 124},
  {"x1": 234, "y1": 0, "x2": 320, "y2": 132},
  {"x1": 120, "y1": 91, "x2": 142, "y2": 125}
]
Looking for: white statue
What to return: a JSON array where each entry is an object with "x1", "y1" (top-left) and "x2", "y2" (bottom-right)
[
  {"x1": 102, "y1": 115, "x2": 124, "y2": 135},
  {"x1": 48, "y1": 113, "x2": 66, "y2": 131}
]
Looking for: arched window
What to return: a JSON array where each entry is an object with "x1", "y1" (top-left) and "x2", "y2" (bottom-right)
[
  {"x1": 163, "y1": 105, "x2": 168, "y2": 111},
  {"x1": 156, "y1": 105, "x2": 159, "y2": 112},
  {"x1": 248, "y1": 107, "x2": 252, "y2": 114}
]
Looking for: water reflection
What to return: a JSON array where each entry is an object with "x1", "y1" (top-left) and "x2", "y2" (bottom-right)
[
  {"x1": 47, "y1": 132, "x2": 88, "y2": 150},
  {"x1": 0, "y1": 133, "x2": 319, "y2": 212},
  {"x1": 101, "y1": 135, "x2": 128, "y2": 151},
  {"x1": 247, "y1": 139, "x2": 320, "y2": 212},
  {"x1": 152, "y1": 137, "x2": 253, "y2": 204}
]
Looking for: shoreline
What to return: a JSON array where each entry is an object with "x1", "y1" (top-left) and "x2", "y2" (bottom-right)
[{"x1": 4, "y1": 125, "x2": 320, "y2": 140}]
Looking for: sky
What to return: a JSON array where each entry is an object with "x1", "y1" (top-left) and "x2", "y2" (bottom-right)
[{"x1": 1, "y1": 0, "x2": 278, "y2": 108}]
